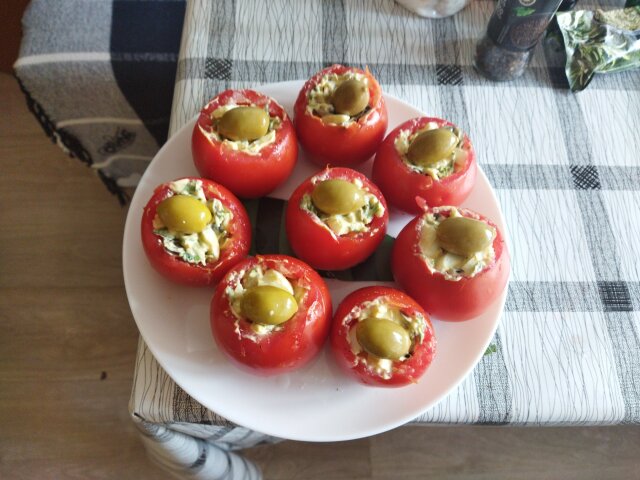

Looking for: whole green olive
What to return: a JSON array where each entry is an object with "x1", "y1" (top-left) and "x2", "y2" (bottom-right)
[
  {"x1": 218, "y1": 106, "x2": 269, "y2": 141},
  {"x1": 311, "y1": 179, "x2": 366, "y2": 215},
  {"x1": 331, "y1": 78, "x2": 370, "y2": 116},
  {"x1": 436, "y1": 216, "x2": 495, "y2": 257},
  {"x1": 241, "y1": 285, "x2": 298, "y2": 325},
  {"x1": 407, "y1": 128, "x2": 458, "y2": 167},
  {"x1": 356, "y1": 317, "x2": 411, "y2": 360},
  {"x1": 157, "y1": 195, "x2": 212, "y2": 234}
]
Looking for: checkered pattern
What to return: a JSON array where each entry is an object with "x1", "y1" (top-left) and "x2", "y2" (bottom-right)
[{"x1": 125, "y1": 0, "x2": 637, "y2": 478}]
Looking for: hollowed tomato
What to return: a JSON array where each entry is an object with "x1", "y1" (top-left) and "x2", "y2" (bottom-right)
[
  {"x1": 331, "y1": 286, "x2": 437, "y2": 387},
  {"x1": 391, "y1": 206, "x2": 510, "y2": 321},
  {"x1": 191, "y1": 89, "x2": 298, "y2": 198},
  {"x1": 285, "y1": 167, "x2": 389, "y2": 271},
  {"x1": 141, "y1": 177, "x2": 251, "y2": 286},
  {"x1": 210, "y1": 255, "x2": 332, "y2": 375},
  {"x1": 372, "y1": 117, "x2": 477, "y2": 214},
  {"x1": 293, "y1": 64, "x2": 388, "y2": 167}
]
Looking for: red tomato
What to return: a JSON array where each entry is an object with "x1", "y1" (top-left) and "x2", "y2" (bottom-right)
[
  {"x1": 293, "y1": 64, "x2": 388, "y2": 167},
  {"x1": 392, "y1": 207, "x2": 510, "y2": 321},
  {"x1": 141, "y1": 177, "x2": 251, "y2": 287},
  {"x1": 191, "y1": 89, "x2": 298, "y2": 198},
  {"x1": 285, "y1": 167, "x2": 389, "y2": 271},
  {"x1": 331, "y1": 286, "x2": 436, "y2": 387},
  {"x1": 210, "y1": 255, "x2": 332, "y2": 375},
  {"x1": 372, "y1": 117, "x2": 477, "y2": 214}
]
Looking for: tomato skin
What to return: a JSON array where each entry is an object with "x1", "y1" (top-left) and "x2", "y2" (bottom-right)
[
  {"x1": 285, "y1": 167, "x2": 389, "y2": 271},
  {"x1": 141, "y1": 177, "x2": 251, "y2": 287},
  {"x1": 330, "y1": 286, "x2": 436, "y2": 387},
  {"x1": 191, "y1": 89, "x2": 298, "y2": 199},
  {"x1": 210, "y1": 255, "x2": 332, "y2": 375},
  {"x1": 391, "y1": 207, "x2": 510, "y2": 322},
  {"x1": 372, "y1": 117, "x2": 477, "y2": 214},
  {"x1": 293, "y1": 65, "x2": 388, "y2": 167}
]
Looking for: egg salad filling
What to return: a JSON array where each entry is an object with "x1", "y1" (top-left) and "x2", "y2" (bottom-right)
[
  {"x1": 300, "y1": 176, "x2": 385, "y2": 236},
  {"x1": 306, "y1": 71, "x2": 370, "y2": 125},
  {"x1": 346, "y1": 299, "x2": 428, "y2": 380},
  {"x1": 394, "y1": 122, "x2": 467, "y2": 181},
  {"x1": 153, "y1": 179, "x2": 232, "y2": 265},
  {"x1": 419, "y1": 207, "x2": 495, "y2": 281},
  {"x1": 200, "y1": 103, "x2": 282, "y2": 155},
  {"x1": 225, "y1": 265, "x2": 306, "y2": 337}
]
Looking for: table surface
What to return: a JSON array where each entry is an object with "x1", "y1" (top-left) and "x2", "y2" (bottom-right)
[{"x1": 131, "y1": 0, "x2": 640, "y2": 436}]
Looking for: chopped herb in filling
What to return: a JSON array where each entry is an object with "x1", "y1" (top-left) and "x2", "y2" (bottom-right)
[
  {"x1": 200, "y1": 103, "x2": 282, "y2": 155},
  {"x1": 300, "y1": 178, "x2": 385, "y2": 236},
  {"x1": 306, "y1": 72, "x2": 371, "y2": 125},
  {"x1": 153, "y1": 179, "x2": 232, "y2": 266},
  {"x1": 225, "y1": 265, "x2": 306, "y2": 337},
  {"x1": 347, "y1": 299, "x2": 427, "y2": 379},
  {"x1": 395, "y1": 123, "x2": 467, "y2": 181},
  {"x1": 419, "y1": 207, "x2": 495, "y2": 281}
]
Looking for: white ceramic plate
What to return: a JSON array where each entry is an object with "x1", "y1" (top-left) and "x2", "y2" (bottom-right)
[{"x1": 123, "y1": 81, "x2": 509, "y2": 442}]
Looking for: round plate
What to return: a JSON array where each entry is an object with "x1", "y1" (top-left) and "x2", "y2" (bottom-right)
[{"x1": 123, "y1": 80, "x2": 509, "y2": 442}]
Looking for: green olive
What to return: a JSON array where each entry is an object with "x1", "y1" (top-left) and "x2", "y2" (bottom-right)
[
  {"x1": 218, "y1": 106, "x2": 269, "y2": 141},
  {"x1": 157, "y1": 195, "x2": 212, "y2": 234},
  {"x1": 407, "y1": 128, "x2": 458, "y2": 167},
  {"x1": 436, "y1": 216, "x2": 494, "y2": 257},
  {"x1": 356, "y1": 318, "x2": 411, "y2": 360},
  {"x1": 241, "y1": 286, "x2": 298, "y2": 326},
  {"x1": 311, "y1": 179, "x2": 366, "y2": 215},
  {"x1": 331, "y1": 79, "x2": 370, "y2": 116}
]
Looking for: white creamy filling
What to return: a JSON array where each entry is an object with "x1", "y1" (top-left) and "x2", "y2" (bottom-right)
[
  {"x1": 306, "y1": 72, "x2": 370, "y2": 125},
  {"x1": 153, "y1": 179, "x2": 232, "y2": 266},
  {"x1": 346, "y1": 299, "x2": 427, "y2": 380},
  {"x1": 225, "y1": 266, "x2": 304, "y2": 339},
  {"x1": 394, "y1": 123, "x2": 467, "y2": 181},
  {"x1": 199, "y1": 103, "x2": 281, "y2": 155},
  {"x1": 300, "y1": 177, "x2": 385, "y2": 236},
  {"x1": 418, "y1": 207, "x2": 495, "y2": 281}
]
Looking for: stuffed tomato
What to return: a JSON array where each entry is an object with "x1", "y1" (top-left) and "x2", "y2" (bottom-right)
[
  {"x1": 192, "y1": 89, "x2": 298, "y2": 198},
  {"x1": 372, "y1": 117, "x2": 477, "y2": 214},
  {"x1": 331, "y1": 286, "x2": 436, "y2": 387},
  {"x1": 293, "y1": 64, "x2": 387, "y2": 167},
  {"x1": 210, "y1": 254, "x2": 332, "y2": 375},
  {"x1": 285, "y1": 167, "x2": 388, "y2": 271},
  {"x1": 392, "y1": 206, "x2": 510, "y2": 321},
  {"x1": 141, "y1": 177, "x2": 251, "y2": 286}
]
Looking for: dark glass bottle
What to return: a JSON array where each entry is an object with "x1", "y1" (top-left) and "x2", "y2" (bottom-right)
[{"x1": 474, "y1": 0, "x2": 565, "y2": 81}]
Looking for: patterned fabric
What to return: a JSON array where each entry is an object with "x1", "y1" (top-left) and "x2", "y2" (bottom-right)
[{"x1": 14, "y1": 0, "x2": 185, "y2": 203}]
